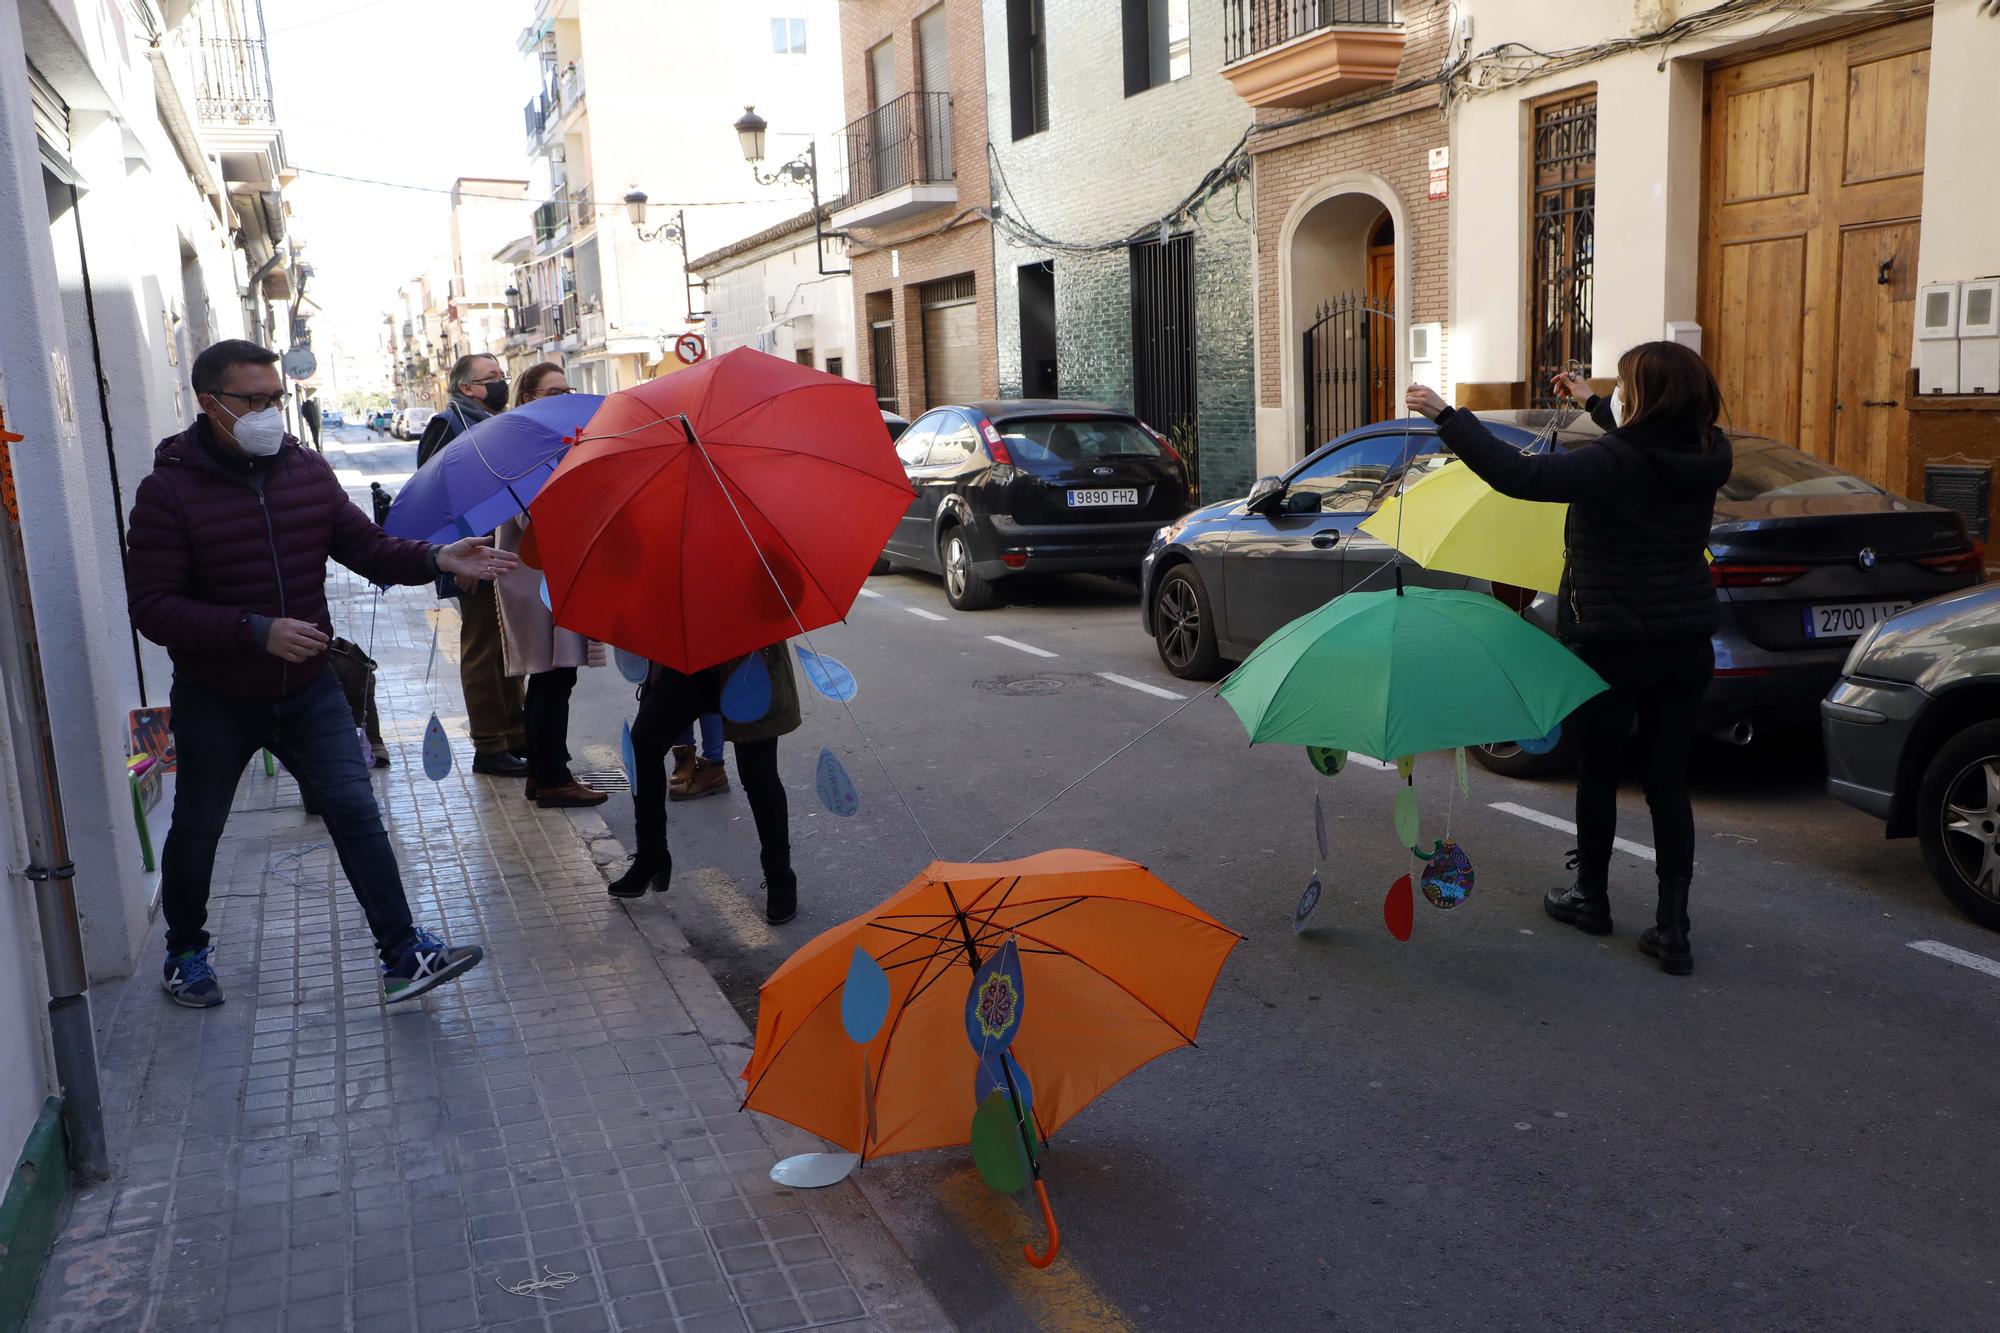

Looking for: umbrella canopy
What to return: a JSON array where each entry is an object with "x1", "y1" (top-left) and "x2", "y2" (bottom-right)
[
  {"x1": 382, "y1": 393, "x2": 604, "y2": 544},
  {"x1": 529, "y1": 349, "x2": 912, "y2": 671},
  {"x1": 1359, "y1": 459, "x2": 1568, "y2": 595},
  {"x1": 742, "y1": 849, "x2": 1241, "y2": 1160},
  {"x1": 1218, "y1": 586, "x2": 1606, "y2": 760}
]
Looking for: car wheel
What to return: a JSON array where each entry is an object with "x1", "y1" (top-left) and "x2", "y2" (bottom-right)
[
  {"x1": 939, "y1": 527, "x2": 996, "y2": 611},
  {"x1": 870, "y1": 553, "x2": 894, "y2": 576},
  {"x1": 1469, "y1": 735, "x2": 1574, "y2": 779},
  {"x1": 1153, "y1": 563, "x2": 1223, "y2": 680},
  {"x1": 1916, "y1": 719, "x2": 2000, "y2": 931}
]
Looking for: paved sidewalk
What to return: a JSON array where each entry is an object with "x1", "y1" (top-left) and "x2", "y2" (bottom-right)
[{"x1": 30, "y1": 564, "x2": 951, "y2": 1333}]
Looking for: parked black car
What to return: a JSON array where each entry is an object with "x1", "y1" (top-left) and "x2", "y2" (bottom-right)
[
  {"x1": 881, "y1": 409, "x2": 910, "y2": 442},
  {"x1": 877, "y1": 400, "x2": 1190, "y2": 610},
  {"x1": 1140, "y1": 411, "x2": 1983, "y2": 772}
]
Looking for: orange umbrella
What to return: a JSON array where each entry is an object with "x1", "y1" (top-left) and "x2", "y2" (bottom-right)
[{"x1": 742, "y1": 850, "x2": 1241, "y2": 1256}]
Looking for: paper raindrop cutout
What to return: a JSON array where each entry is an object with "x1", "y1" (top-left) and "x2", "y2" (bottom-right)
[
  {"x1": 1384, "y1": 874, "x2": 1414, "y2": 942},
  {"x1": 1392, "y1": 787, "x2": 1421, "y2": 850},
  {"x1": 972, "y1": 1050, "x2": 1038, "y2": 1145},
  {"x1": 1294, "y1": 874, "x2": 1322, "y2": 935},
  {"x1": 796, "y1": 646, "x2": 859, "y2": 702},
  {"x1": 613, "y1": 645, "x2": 650, "y2": 685},
  {"x1": 721, "y1": 652, "x2": 772, "y2": 722},
  {"x1": 1455, "y1": 746, "x2": 1470, "y2": 798},
  {"x1": 815, "y1": 747, "x2": 859, "y2": 817},
  {"x1": 1517, "y1": 722, "x2": 1562, "y2": 756},
  {"x1": 1314, "y1": 792, "x2": 1329, "y2": 862},
  {"x1": 970, "y1": 1089, "x2": 1031, "y2": 1195},
  {"x1": 840, "y1": 946, "x2": 891, "y2": 1046},
  {"x1": 1307, "y1": 746, "x2": 1347, "y2": 777},
  {"x1": 421, "y1": 713, "x2": 452, "y2": 781},
  {"x1": 537, "y1": 575, "x2": 551, "y2": 611},
  {"x1": 1421, "y1": 840, "x2": 1474, "y2": 910},
  {"x1": 356, "y1": 726, "x2": 374, "y2": 772},
  {"x1": 620, "y1": 720, "x2": 637, "y2": 794},
  {"x1": 769, "y1": 1153, "x2": 860, "y2": 1188},
  {"x1": 1395, "y1": 754, "x2": 1417, "y2": 781},
  {"x1": 965, "y1": 939, "x2": 1025, "y2": 1056}
]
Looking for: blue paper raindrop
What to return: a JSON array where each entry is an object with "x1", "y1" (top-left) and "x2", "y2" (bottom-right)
[
  {"x1": 613, "y1": 645, "x2": 650, "y2": 685},
  {"x1": 421, "y1": 713, "x2": 452, "y2": 781},
  {"x1": 620, "y1": 720, "x2": 636, "y2": 793},
  {"x1": 840, "y1": 947, "x2": 891, "y2": 1046},
  {"x1": 796, "y1": 646, "x2": 858, "y2": 702},
  {"x1": 721, "y1": 652, "x2": 773, "y2": 723},
  {"x1": 537, "y1": 575, "x2": 551, "y2": 611},
  {"x1": 964, "y1": 939, "x2": 1025, "y2": 1057},
  {"x1": 815, "y1": 746, "x2": 859, "y2": 817},
  {"x1": 1517, "y1": 722, "x2": 1562, "y2": 756},
  {"x1": 972, "y1": 1049, "x2": 1035, "y2": 1125}
]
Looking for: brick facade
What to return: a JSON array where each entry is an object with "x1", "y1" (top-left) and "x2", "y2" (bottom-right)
[
  {"x1": 981, "y1": 0, "x2": 1258, "y2": 498},
  {"x1": 1247, "y1": 0, "x2": 1453, "y2": 462},
  {"x1": 838, "y1": 0, "x2": 999, "y2": 417}
]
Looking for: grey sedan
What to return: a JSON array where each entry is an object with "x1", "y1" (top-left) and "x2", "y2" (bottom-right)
[{"x1": 1824, "y1": 580, "x2": 2000, "y2": 930}]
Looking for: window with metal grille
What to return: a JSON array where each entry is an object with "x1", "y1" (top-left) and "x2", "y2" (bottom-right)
[
  {"x1": 870, "y1": 319, "x2": 897, "y2": 410},
  {"x1": 1529, "y1": 89, "x2": 1596, "y2": 407},
  {"x1": 919, "y1": 274, "x2": 977, "y2": 307},
  {"x1": 1008, "y1": 0, "x2": 1050, "y2": 140},
  {"x1": 1130, "y1": 234, "x2": 1196, "y2": 440}
]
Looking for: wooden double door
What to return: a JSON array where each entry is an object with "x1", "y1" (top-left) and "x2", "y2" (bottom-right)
[{"x1": 1701, "y1": 17, "x2": 1929, "y2": 491}]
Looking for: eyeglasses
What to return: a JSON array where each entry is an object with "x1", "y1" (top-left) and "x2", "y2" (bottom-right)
[
  {"x1": 210, "y1": 390, "x2": 284, "y2": 413},
  {"x1": 533, "y1": 386, "x2": 573, "y2": 399}
]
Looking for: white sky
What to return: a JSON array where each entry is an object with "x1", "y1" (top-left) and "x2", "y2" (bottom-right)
[{"x1": 263, "y1": 0, "x2": 536, "y2": 352}]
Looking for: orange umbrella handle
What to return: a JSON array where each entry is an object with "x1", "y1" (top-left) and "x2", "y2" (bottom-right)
[{"x1": 1023, "y1": 1178, "x2": 1061, "y2": 1269}]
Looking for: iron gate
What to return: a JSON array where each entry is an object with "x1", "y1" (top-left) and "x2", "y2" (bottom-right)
[{"x1": 1302, "y1": 291, "x2": 1394, "y2": 449}]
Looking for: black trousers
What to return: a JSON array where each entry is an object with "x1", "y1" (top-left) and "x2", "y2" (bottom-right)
[
  {"x1": 629, "y1": 666, "x2": 793, "y2": 892},
  {"x1": 1571, "y1": 638, "x2": 1714, "y2": 886},
  {"x1": 522, "y1": 668, "x2": 577, "y2": 788}
]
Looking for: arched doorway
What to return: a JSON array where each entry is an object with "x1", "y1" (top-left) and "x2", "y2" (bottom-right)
[{"x1": 1279, "y1": 178, "x2": 1409, "y2": 459}]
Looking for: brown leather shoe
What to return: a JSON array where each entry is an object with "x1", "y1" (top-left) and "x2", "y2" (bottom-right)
[
  {"x1": 669, "y1": 745, "x2": 696, "y2": 796},
  {"x1": 536, "y1": 781, "x2": 609, "y2": 809},
  {"x1": 669, "y1": 757, "x2": 729, "y2": 802}
]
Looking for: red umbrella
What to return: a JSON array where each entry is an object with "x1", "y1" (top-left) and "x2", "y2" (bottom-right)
[{"x1": 530, "y1": 349, "x2": 913, "y2": 671}]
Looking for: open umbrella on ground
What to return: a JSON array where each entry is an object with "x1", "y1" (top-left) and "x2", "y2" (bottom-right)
[
  {"x1": 1218, "y1": 585, "x2": 1607, "y2": 760},
  {"x1": 382, "y1": 392, "x2": 604, "y2": 544},
  {"x1": 1359, "y1": 459, "x2": 1568, "y2": 596},
  {"x1": 742, "y1": 849, "x2": 1241, "y2": 1264},
  {"x1": 528, "y1": 349, "x2": 912, "y2": 672}
]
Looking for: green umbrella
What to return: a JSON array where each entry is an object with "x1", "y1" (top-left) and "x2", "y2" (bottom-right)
[{"x1": 1218, "y1": 587, "x2": 1606, "y2": 761}]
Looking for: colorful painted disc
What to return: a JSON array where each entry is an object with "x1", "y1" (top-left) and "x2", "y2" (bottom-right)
[
  {"x1": 964, "y1": 939, "x2": 1025, "y2": 1057},
  {"x1": 1422, "y1": 840, "x2": 1475, "y2": 910},
  {"x1": 1294, "y1": 875, "x2": 1322, "y2": 935}
]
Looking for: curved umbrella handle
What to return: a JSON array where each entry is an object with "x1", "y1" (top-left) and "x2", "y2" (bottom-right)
[{"x1": 1023, "y1": 1178, "x2": 1061, "y2": 1269}]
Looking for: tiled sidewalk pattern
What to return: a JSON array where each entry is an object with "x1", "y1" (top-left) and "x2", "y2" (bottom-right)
[{"x1": 29, "y1": 561, "x2": 930, "y2": 1332}]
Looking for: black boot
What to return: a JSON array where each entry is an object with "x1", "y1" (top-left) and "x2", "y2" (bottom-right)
[
  {"x1": 1544, "y1": 881, "x2": 1612, "y2": 935},
  {"x1": 1639, "y1": 877, "x2": 1693, "y2": 975},
  {"x1": 762, "y1": 850, "x2": 797, "y2": 925},
  {"x1": 608, "y1": 827, "x2": 671, "y2": 899}
]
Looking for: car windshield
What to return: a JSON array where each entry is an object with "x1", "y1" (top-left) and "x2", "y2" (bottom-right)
[
  {"x1": 996, "y1": 417, "x2": 1164, "y2": 467},
  {"x1": 1723, "y1": 444, "x2": 1881, "y2": 501}
]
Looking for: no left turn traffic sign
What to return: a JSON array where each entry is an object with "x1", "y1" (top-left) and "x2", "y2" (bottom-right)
[{"x1": 674, "y1": 332, "x2": 706, "y2": 365}]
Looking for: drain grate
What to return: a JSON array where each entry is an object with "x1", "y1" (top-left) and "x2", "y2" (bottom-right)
[{"x1": 572, "y1": 765, "x2": 631, "y2": 793}]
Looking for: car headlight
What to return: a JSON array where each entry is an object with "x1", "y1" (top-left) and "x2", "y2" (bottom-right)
[{"x1": 1841, "y1": 621, "x2": 1887, "y2": 676}]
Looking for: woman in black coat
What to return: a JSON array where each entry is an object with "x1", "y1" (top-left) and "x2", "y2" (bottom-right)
[{"x1": 1405, "y1": 342, "x2": 1732, "y2": 974}]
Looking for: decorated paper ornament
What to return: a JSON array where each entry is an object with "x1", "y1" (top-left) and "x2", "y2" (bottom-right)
[
  {"x1": 1395, "y1": 754, "x2": 1416, "y2": 781},
  {"x1": 796, "y1": 646, "x2": 859, "y2": 702},
  {"x1": 1384, "y1": 874, "x2": 1414, "y2": 941},
  {"x1": 1294, "y1": 874, "x2": 1322, "y2": 935},
  {"x1": 1421, "y1": 840, "x2": 1474, "y2": 909},
  {"x1": 1307, "y1": 746, "x2": 1347, "y2": 777},
  {"x1": 421, "y1": 713, "x2": 452, "y2": 781},
  {"x1": 815, "y1": 747, "x2": 859, "y2": 817},
  {"x1": 1392, "y1": 787, "x2": 1421, "y2": 849},
  {"x1": 964, "y1": 940, "x2": 1025, "y2": 1055},
  {"x1": 971, "y1": 1090, "x2": 1031, "y2": 1194}
]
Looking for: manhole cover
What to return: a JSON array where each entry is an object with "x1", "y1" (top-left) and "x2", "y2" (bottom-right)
[{"x1": 975, "y1": 673, "x2": 1085, "y2": 697}]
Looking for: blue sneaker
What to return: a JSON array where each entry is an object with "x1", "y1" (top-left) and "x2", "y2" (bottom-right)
[
  {"x1": 382, "y1": 928, "x2": 482, "y2": 1004},
  {"x1": 162, "y1": 948, "x2": 222, "y2": 1008}
]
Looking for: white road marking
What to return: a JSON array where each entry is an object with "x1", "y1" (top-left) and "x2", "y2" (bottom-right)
[
  {"x1": 905, "y1": 607, "x2": 947, "y2": 622},
  {"x1": 1349, "y1": 755, "x2": 1396, "y2": 771},
  {"x1": 986, "y1": 635, "x2": 1056, "y2": 658},
  {"x1": 1096, "y1": 672, "x2": 1184, "y2": 700},
  {"x1": 857, "y1": 588, "x2": 884, "y2": 599},
  {"x1": 1908, "y1": 940, "x2": 2000, "y2": 980},
  {"x1": 1487, "y1": 801, "x2": 1657, "y2": 862}
]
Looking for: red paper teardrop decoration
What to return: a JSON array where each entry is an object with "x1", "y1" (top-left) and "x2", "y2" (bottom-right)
[{"x1": 1384, "y1": 874, "x2": 1414, "y2": 941}]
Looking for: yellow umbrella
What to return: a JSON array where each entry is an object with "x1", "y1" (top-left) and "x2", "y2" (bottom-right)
[{"x1": 1360, "y1": 459, "x2": 1568, "y2": 595}]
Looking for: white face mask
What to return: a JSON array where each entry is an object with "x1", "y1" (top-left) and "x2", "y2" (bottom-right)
[
  {"x1": 220, "y1": 403, "x2": 286, "y2": 456},
  {"x1": 1609, "y1": 386, "x2": 1627, "y2": 425}
]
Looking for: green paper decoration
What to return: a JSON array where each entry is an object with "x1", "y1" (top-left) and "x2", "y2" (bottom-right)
[
  {"x1": 970, "y1": 1089, "x2": 1030, "y2": 1195},
  {"x1": 1393, "y1": 787, "x2": 1420, "y2": 849}
]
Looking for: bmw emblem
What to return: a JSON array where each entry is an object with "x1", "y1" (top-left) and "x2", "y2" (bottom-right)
[{"x1": 1858, "y1": 546, "x2": 1878, "y2": 571}]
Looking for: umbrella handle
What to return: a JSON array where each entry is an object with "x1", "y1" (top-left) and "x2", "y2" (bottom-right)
[{"x1": 1023, "y1": 1178, "x2": 1060, "y2": 1269}]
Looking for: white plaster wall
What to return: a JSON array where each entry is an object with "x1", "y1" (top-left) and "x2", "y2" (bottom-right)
[
  {"x1": 1916, "y1": 0, "x2": 2000, "y2": 285},
  {"x1": 702, "y1": 233, "x2": 855, "y2": 371},
  {"x1": 0, "y1": 650, "x2": 59, "y2": 1193}
]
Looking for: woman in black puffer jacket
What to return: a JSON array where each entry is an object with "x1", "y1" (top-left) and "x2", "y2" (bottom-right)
[{"x1": 1406, "y1": 342, "x2": 1732, "y2": 975}]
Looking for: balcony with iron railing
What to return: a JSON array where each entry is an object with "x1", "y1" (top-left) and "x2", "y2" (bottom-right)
[
  {"x1": 1220, "y1": 0, "x2": 1403, "y2": 107},
  {"x1": 506, "y1": 303, "x2": 545, "y2": 340},
  {"x1": 830, "y1": 91, "x2": 955, "y2": 231},
  {"x1": 568, "y1": 186, "x2": 594, "y2": 232},
  {"x1": 195, "y1": 36, "x2": 275, "y2": 124},
  {"x1": 533, "y1": 198, "x2": 569, "y2": 250}
]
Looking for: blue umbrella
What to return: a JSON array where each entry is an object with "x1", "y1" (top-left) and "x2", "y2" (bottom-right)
[{"x1": 383, "y1": 393, "x2": 604, "y2": 543}]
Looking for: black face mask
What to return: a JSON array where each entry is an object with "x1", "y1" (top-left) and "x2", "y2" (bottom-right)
[{"x1": 480, "y1": 378, "x2": 509, "y2": 408}]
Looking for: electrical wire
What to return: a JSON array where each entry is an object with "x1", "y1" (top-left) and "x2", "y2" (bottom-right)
[{"x1": 293, "y1": 167, "x2": 777, "y2": 208}]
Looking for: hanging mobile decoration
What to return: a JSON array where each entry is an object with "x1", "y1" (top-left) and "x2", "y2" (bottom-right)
[
  {"x1": 1455, "y1": 746, "x2": 1471, "y2": 797},
  {"x1": 613, "y1": 645, "x2": 650, "y2": 685},
  {"x1": 1392, "y1": 786, "x2": 1421, "y2": 850},
  {"x1": 1383, "y1": 874, "x2": 1415, "y2": 942},
  {"x1": 1307, "y1": 746, "x2": 1347, "y2": 777},
  {"x1": 721, "y1": 651, "x2": 773, "y2": 722},
  {"x1": 1395, "y1": 754, "x2": 1417, "y2": 781},
  {"x1": 816, "y1": 746, "x2": 860, "y2": 817},
  {"x1": 538, "y1": 575, "x2": 552, "y2": 611},
  {"x1": 1517, "y1": 722, "x2": 1562, "y2": 756},
  {"x1": 1293, "y1": 874, "x2": 1322, "y2": 935},
  {"x1": 620, "y1": 720, "x2": 637, "y2": 793},
  {"x1": 1314, "y1": 792, "x2": 1329, "y2": 862},
  {"x1": 771, "y1": 945, "x2": 892, "y2": 1190},
  {"x1": 421, "y1": 714, "x2": 452, "y2": 780},
  {"x1": 796, "y1": 646, "x2": 859, "y2": 702},
  {"x1": 1421, "y1": 840, "x2": 1474, "y2": 909}
]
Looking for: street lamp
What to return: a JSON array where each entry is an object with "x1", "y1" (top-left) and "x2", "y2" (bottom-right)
[
  {"x1": 622, "y1": 188, "x2": 708, "y2": 323},
  {"x1": 731, "y1": 104, "x2": 848, "y2": 276}
]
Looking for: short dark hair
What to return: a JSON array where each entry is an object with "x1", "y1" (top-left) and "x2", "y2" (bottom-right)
[
  {"x1": 514, "y1": 361, "x2": 565, "y2": 408},
  {"x1": 191, "y1": 339, "x2": 280, "y2": 395},
  {"x1": 448, "y1": 353, "x2": 496, "y2": 393},
  {"x1": 1616, "y1": 341, "x2": 1724, "y2": 442}
]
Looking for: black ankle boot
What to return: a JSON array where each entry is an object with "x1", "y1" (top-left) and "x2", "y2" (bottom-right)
[
  {"x1": 762, "y1": 863, "x2": 797, "y2": 925},
  {"x1": 1639, "y1": 877, "x2": 1693, "y2": 974},
  {"x1": 608, "y1": 839, "x2": 671, "y2": 899},
  {"x1": 1544, "y1": 881, "x2": 1612, "y2": 935}
]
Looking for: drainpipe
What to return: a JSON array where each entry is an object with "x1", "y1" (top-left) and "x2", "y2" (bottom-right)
[{"x1": 0, "y1": 415, "x2": 109, "y2": 1182}]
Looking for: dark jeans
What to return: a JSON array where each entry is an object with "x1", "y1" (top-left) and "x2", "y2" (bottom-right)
[
  {"x1": 630, "y1": 666, "x2": 793, "y2": 892},
  {"x1": 160, "y1": 671, "x2": 417, "y2": 963},
  {"x1": 523, "y1": 668, "x2": 577, "y2": 787},
  {"x1": 1571, "y1": 637, "x2": 1715, "y2": 886}
]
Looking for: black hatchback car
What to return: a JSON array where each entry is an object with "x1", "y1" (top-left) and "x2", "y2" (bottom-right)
[
  {"x1": 877, "y1": 400, "x2": 1190, "y2": 609},
  {"x1": 1140, "y1": 411, "x2": 1983, "y2": 771}
]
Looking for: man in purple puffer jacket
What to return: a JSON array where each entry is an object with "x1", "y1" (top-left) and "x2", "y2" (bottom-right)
[{"x1": 128, "y1": 340, "x2": 518, "y2": 1008}]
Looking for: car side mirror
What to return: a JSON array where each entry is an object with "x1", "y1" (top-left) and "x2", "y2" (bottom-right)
[{"x1": 1246, "y1": 475, "x2": 1285, "y2": 515}]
